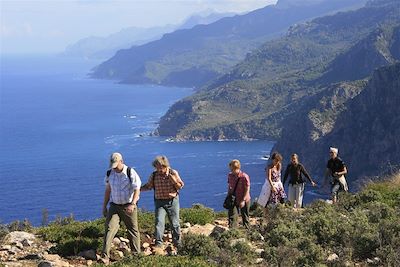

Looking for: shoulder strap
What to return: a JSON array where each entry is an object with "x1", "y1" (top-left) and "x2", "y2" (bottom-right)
[
  {"x1": 107, "y1": 168, "x2": 133, "y2": 184},
  {"x1": 127, "y1": 167, "x2": 132, "y2": 184},
  {"x1": 232, "y1": 176, "x2": 241, "y2": 195}
]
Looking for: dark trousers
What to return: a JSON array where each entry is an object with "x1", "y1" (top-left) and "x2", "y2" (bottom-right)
[{"x1": 228, "y1": 201, "x2": 250, "y2": 229}]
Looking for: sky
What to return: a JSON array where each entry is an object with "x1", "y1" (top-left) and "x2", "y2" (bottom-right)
[{"x1": 0, "y1": 0, "x2": 277, "y2": 54}]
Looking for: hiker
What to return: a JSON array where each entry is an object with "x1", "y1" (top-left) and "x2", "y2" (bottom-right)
[
  {"x1": 283, "y1": 154, "x2": 316, "y2": 209},
  {"x1": 141, "y1": 155, "x2": 184, "y2": 254},
  {"x1": 323, "y1": 147, "x2": 348, "y2": 204},
  {"x1": 101, "y1": 152, "x2": 141, "y2": 264},
  {"x1": 267, "y1": 152, "x2": 286, "y2": 205},
  {"x1": 226, "y1": 159, "x2": 251, "y2": 229}
]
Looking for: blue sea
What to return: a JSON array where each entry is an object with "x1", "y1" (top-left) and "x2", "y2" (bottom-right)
[{"x1": 0, "y1": 55, "x2": 280, "y2": 225}]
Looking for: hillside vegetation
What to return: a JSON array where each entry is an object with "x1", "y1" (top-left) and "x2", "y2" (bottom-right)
[
  {"x1": 157, "y1": 0, "x2": 400, "y2": 142},
  {"x1": 1, "y1": 173, "x2": 399, "y2": 266}
]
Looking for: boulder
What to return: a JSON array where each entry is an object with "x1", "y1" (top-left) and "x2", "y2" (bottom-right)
[
  {"x1": 110, "y1": 250, "x2": 124, "y2": 261},
  {"x1": 142, "y1": 242, "x2": 150, "y2": 249},
  {"x1": 15, "y1": 241, "x2": 24, "y2": 250},
  {"x1": 182, "y1": 222, "x2": 191, "y2": 228},
  {"x1": 256, "y1": 258, "x2": 264, "y2": 264},
  {"x1": 143, "y1": 247, "x2": 152, "y2": 256},
  {"x1": 78, "y1": 249, "x2": 97, "y2": 260},
  {"x1": 119, "y1": 237, "x2": 129, "y2": 243},
  {"x1": 1, "y1": 245, "x2": 12, "y2": 251},
  {"x1": 255, "y1": 248, "x2": 265, "y2": 255},
  {"x1": 210, "y1": 225, "x2": 228, "y2": 236},
  {"x1": 6, "y1": 231, "x2": 36, "y2": 244},
  {"x1": 38, "y1": 261, "x2": 54, "y2": 267},
  {"x1": 22, "y1": 238, "x2": 34, "y2": 247},
  {"x1": 43, "y1": 254, "x2": 61, "y2": 262},
  {"x1": 188, "y1": 223, "x2": 215, "y2": 236},
  {"x1": 112, "y1": 237, "x2": 121, "y2": 247},
  {"x1": 327, "y1": 253, "x2": 339, "y2": 262}
]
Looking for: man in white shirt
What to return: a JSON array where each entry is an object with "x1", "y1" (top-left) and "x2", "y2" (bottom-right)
[{"x1": 101, "y1": 152, "x2": 141, "y2": 263}]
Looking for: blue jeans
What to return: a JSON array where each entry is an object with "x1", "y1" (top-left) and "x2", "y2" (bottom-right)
[
  {"x1": 154, "y1": 196, "x2": 181, "y2": 246},
  {"x1": 331, "y1": 181, "x2": 343, "y2": 198}
]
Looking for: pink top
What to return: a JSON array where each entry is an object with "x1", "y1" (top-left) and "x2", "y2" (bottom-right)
[{"x1": 228, "y1": 171, "x2": 251, "y2": 205}]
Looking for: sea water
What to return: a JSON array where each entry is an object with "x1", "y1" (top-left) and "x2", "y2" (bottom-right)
[{"x1": 0, "y1": 55, "x2": 278, "y2": 225}]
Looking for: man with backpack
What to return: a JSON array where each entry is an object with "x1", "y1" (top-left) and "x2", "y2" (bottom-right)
[{"x1": 101, "y1": 152, "x2": 142, "y2": 264}]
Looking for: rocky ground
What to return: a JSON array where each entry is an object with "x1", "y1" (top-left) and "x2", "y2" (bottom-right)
[{"x1": 0, "y1": 218, "x2": 265, "y2": 267}]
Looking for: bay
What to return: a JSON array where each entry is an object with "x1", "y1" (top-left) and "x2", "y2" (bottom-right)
[{"x1": 0, "y1": 55, "x2": 274, "y2": 225}]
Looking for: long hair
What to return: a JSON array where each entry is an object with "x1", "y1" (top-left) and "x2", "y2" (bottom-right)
[{"x1": 268, "y1": 152, "x2": 282, "y2": 171}]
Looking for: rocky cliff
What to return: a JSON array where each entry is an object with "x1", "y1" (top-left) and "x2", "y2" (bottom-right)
[
  {"x1": 274, "y1": 63, "x2": 400, "y2": 182},
  {"x1": 157, "y1": 1, "x2": 400, "y2": 141}
]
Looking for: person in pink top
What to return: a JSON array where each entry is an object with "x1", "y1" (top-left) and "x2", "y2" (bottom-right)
[{"x1": 227, "y1": 159, "x2": 251, "y2": 229}]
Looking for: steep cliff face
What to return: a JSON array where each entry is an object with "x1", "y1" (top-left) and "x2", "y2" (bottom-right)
[
  {"x1": 274, "y1": 63, "x2": 400, "y2": 181},
  {"x1": 321, "y1": 25, "x2": 400, "y2": 83},
  {"x1": 157, "y1": 1, "x2": 400, "y2": 140}
]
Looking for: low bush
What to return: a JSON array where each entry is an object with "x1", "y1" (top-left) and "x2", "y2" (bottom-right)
[
  {"x1": 96, "y1": 255, "x2": 215, "y2": 267},
  {"x1": 179, "y1": 233, "x2": 219, "y2": 258},
  {"x1": 181, "y1": 204, "x2": 215, "y2": 225}
]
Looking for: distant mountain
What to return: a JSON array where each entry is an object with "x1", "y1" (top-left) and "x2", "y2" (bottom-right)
[
  {"x1": 63, "y1": 11, "x2": 233, "y2": 60},
  {"x1": 274, "y1": 63, "x2": 400, "y2": 182},
  {"x1": 156, "y1": 0, "x2": 400, "y2": 141},
  {"x1": 91, "y1": 0, "x2": 367, "y2": 88},
  {"x1": 63, "y1": 25, "x2": 176, "y2": 60},
  {"x1": 179, "y1": 10, "x2": 236, "y2": 30}
]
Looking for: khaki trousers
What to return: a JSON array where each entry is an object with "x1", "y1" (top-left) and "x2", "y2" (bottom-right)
[{"x1": 102, "y1": 203, "x2": 140, "y2": 257}]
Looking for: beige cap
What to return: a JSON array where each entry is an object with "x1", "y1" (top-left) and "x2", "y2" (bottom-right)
[
  {"x1": 329, "y1": 147, "x2": 338, "y2": 154},
  {"x1": 110, "y1": 152, "x2": 123, "y2": 168}
]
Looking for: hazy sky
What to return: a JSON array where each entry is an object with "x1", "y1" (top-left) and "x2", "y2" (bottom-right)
[{"x1": 0, "y1": 0, "x2": 276, "y2": 54}]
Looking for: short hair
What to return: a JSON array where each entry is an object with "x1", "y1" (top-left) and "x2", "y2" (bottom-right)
[
  {"x1": 229, "y1": 159, "x2": 241, "y2": 170},
  {"x1": 152, "y1": 155, "x2": 170, "y2": 168},
  {"x1": 291, "y1": 153, "x2": 298, "y2": 159}
]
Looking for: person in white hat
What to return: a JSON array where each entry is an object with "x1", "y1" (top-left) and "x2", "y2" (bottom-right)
[
  {"x1": 323, "y1": 147, "x2": 348, "y2": 204},
  {"x1": 101, "y1": 152, "x2": 142, "y2": 264}
]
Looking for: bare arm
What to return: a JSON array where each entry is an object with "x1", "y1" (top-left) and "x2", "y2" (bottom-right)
[
  {"x1": 301, "y1": 165, "x2": 316, "y2": 186},
  {"x1": 132, "y1": 189, "x2": 140, "y2": 205},
  {"x1": 168, "y1": 169, "x2": 184, "y2": 190},
  {"x1": 335, "y1": 166, "x2": 347, "y2": 177},
  {"x1": 141, "y1": 174, "x2": 154, "y2": 191},
  {"x1": 102, "y1": 184, "x2": 111, "y2": 217}
]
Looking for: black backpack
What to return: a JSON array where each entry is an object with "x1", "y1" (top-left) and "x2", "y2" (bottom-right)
[{"x1": 106, "y1": 167, "x2": 132, "y2": 183}]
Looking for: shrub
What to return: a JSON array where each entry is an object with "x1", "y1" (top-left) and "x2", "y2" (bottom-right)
[
  {"x1": 100, "y1": 255, "x2": 215, "y2": 267},
  {"x1": 296, "y1": 238, "x2": 325, "y2": 266},
  {"x1": 213, "y1": 228, "x2": 244, "y2": 249},
  {"x1": 181, "y1": 204, "x2": 215, "y2": 225},
  {"x1": 37, "y1": 219, "x2": 105, "y2": 256},
  {"x1": 230, "y1": 241, "x2": 255, "y2": 264},
  {"x1": 356, "y1": 189, "x2": 383, "y2": 205},
  {"x1": 0, "y1": 224, "x2": 8, "y2": 244},
  {"x1": 138, "y1": 210, "x2": 155, "y2": 235},
  {"x1": 179, "y1": 233, "x2": 219, "y2": 258}
]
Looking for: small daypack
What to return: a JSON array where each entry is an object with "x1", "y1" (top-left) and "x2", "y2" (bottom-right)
[{"x1": 106, "y1": 167, "x2": 132, "y2": 183}]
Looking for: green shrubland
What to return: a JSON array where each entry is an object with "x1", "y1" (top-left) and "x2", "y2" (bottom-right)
[{"x1": 1, "y1": 174, "x2": 399, "y2": 266}]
